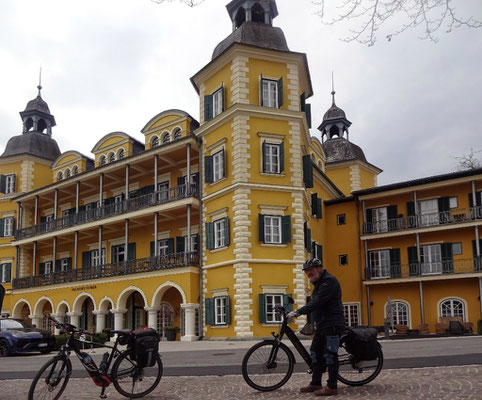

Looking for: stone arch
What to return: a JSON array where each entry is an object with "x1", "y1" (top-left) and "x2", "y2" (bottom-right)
[
  {"x1": 33, "y1": 296, "x2": 54, "y2": 316},
  {"x1": 57, "y1": 171, "x2": 64, "y2": 181},
  {"x1": 108, "y1": 151, "x2": 116, "y2": 163},
  {"x1": 37, "y1": 118, "x2": 47, "y2": 133},
  {"x1": 56, "y1": 301, "x2": 70, "y2": 315},
  {"x1": 12, "y1": 299, "x2": 32, "y2": 319},
  {"x1": 98, "y1": 296, "x2": 114, "y2": 311},
  {"x1": 172, "y1": 126, "x2": 182, "y2": 140},
  {"x1": 161, "y1": 131, "x2": 171, "y2": 144},
  {"x1": 72, "y1": 292, "x2": 97, "y2": 313},
  {"x1": 151, "y1": 281, "x2": 187, "y2": 307},
  {"x1": 117, "y1": 147, "x2": 125, "y2": 159},
  {"x1": 117, "y1": 286, "x2": 148, "y2": 310}
]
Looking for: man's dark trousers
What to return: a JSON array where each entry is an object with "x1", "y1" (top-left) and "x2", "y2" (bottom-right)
[{"x1": 310, "y1": 327, "x2": 343, "y2": 389}]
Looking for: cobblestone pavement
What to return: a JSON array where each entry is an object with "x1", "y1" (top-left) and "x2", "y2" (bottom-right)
[{"x1": 1, "y1": 365, "x2": 481, "y2": 400}]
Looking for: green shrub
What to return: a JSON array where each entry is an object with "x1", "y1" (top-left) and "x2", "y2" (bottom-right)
[
  {"x1": 54, "y1": 332, "x2": 109, "y2": 350},
  {"x1": 54, "y1": 334, "x2": 70, "y2": 350},
  {"x1": 478, "y1": 320, "x2": 482, "y2": 335}
]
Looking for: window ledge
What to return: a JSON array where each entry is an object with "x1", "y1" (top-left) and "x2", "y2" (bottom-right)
[
  {"x1": 210, "y1": 246, "x2": 229, "y2": 253},
  {"x1": 210, "y1": 177, "x2": 227, "y2": 186},
  {"x1": 210, "y1": 324, "x2": 229, "y2": 328},
  {"x1": 260, "y1": 243, "x2": 287, "y2": 248},
  {"x1": 261, "y1": 323, "x2": 283, "y2": 327},
  {"x1": 260, "y1": 173, "x2": 285, "y2": 178}
]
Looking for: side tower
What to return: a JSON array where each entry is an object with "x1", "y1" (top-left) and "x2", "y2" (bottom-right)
[
  {"x1": 319, "y1": 90, "x2": 381, "y2": 195},
  {"x1": 191, "y1": 0, "x2": 315, "y2": 337}
]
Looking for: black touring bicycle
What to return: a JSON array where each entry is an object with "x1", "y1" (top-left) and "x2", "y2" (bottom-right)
[{"x1": 242, "y1": 303, "x2": 383, "y2": 391}]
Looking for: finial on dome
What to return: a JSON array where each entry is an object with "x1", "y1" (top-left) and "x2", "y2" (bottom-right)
[
  {"x1": 331, "y1": 71, "x2": 336, "y2": 106},
  {"x1": 37, "y1": 66, "x2": 42, "y2": 97}
]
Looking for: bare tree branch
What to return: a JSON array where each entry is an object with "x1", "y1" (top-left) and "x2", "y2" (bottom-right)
[
  {"x1": 312, "y1": 0, "x2": 482, "y2": 46},
  {"x1": 151, "y1": 0, "x2": 205, "y2": 7},
  {"x1": 454, "y1": 148, "x2": 482, "y2": 171}
]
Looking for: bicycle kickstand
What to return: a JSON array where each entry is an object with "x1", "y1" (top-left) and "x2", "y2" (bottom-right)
[{"x1": 99, "y1": 384, "x2": 108, "y2": 399}]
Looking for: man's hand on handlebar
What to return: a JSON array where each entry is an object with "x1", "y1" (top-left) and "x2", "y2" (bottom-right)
[{"x1": 286, "y1": 310, "x2": 300, "y2": 319}]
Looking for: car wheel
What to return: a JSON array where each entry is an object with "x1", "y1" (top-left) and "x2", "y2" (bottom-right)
[{"x1": 0, "y1": 340, "x2": 10, "y2": 357}]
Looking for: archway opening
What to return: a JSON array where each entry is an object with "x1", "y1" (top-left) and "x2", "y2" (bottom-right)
[
  {"x1": 79, "y1": 297, "x2": 95, "y2": 331},
  {"x1": 125, "y1": 291, "x2": 147, "y2": 330},
  {"x1": 251, "y1": 3, "x2": 265, "y2": 23},
  {"x1": 235, "y1": 7, "x2": 246, "y2": 28}
]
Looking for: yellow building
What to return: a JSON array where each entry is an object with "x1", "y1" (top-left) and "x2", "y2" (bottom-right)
[{"x1": 1, "y1": 0, "x2": 481, "y2": 341}]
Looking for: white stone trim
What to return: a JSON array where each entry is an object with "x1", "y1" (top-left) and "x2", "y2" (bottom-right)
[
  {"x1": 287, "y1": 63, "x2": 300, "y2": 112},
  {"x1": 231, "y1": 55, "x2": 249, "y2": 105},
  {"x1": 258, "y1": 204, "x2": 287, "y2": 215},
  {"x1": 260, "y1": 285, "x2": 288, "y2": 294},
  {"x1": 21, "y1": 160, "x2": 35, "y2": 193}
]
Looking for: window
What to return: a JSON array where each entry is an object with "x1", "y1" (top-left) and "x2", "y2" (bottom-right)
[
  {"x1": 206, "y1": 217, "x2": 229, "y2": 250},
  {"x1": 213, "y1": 150, "x2": 225, "y2": 182},
  {"x1": 111, "y1": 244, "x2": 126, "y2": 263},
  {"x1": 157, "y1": 303, "x2": 174, "y2": 338},
  {"x1": 184, "y1": 234, "x2": 198, "y2": 252},
  {"x1": 387, "y1": 301, "x2": 409, "y2": 328},
  {"x1": 440, "y1": 298, "x2": 465, "y2": 321},
  {"x1": 214, "y1": 218, "x2": 227, "y2": 249},
  {"x1": 173, "y1": 129, "x2": 181, "y2": 140},
  {"x1": 311, "y1": 193, "x2": 322, "y2": 219},
  {"x1": 59, "y1": 258, "x2": 70, "y2": 272},
  {"x1": 264, "y1": 216, "x2": 281, "y2": 244},
  {"x1": 343, "y1": 304, "x2": 359, "y2": 327},
  {"x1": 162, "y1": 132, "x2": 170, "y2": 144},
  {"x1": 158, "y1": 181, "x2": 170, "y2": 201},
  {"x1": 72, "y1": 166, "x2": 78, "y2": 175},
  {"x1": 371, "y1": 207, "x2": 388, "y2": 233},
  {"x1": 100, "y1": 156, "x2": 107, "y2": 166},
  {"x1": 158, "y1": 239, "x2": 170, "y2": 256},
  {"x1": 339, "y1": 254, "x2": 348, "y2": 266},
  {"x1": 109, "y1": 153, "x2": 116, "y2": 163},
  {"x1": 420, "y1": 244, "x2": 442, "y2": 275},
  {"x1": 57, "y1": 171, "x2": 64, "y2": 181},
  {"x1": 368, "y1": 250, "x2": 391, "y2": 278},
  {"x1": 5, "y1": 174, "x2": 16, "y2": 194},
  {"x1": 265, "y1": 294, "x2": 283, "y2": 323},
  {"x1": 418, "y1": 199, "x2": 439, "y2": 226},
  {"x1": 151, "y1": 137, "x2": 159, "y2": 148},
  {"x1": 262, "y1": 143, "x2": 283, "y2": 174},
  {"x1": 91, "y1": 248, "x2": 106, "y2": 267},
  {"x1": 214, "y1": 296, "x2": 227, "y2": 325},
  {"x1": 449, "y1": 197, "x2": 458, "y2": 209},
  {"x1": 337, "y1": 214, "x2": 346, "y2": 225},
  {"x1": 65, "y1": 169, "x2": 71, "y2": 179},
  {"x1": 118, "y1": 149, "x2": 125, "y2": 159},
  {"x1": 44, "y1": 261, "x2": 53, "y2": 274},
  {"x1": 212, "y1": 87, "x2": 224, "y2": 118},
  {"x1": 452, "y1": 242, "x2": 462, "y2": 255},
  {"x1": 114, "y1": 194, "x2": 124, "y2": 213},
  {"x1": 0, "y1": 263, "x2": 12, "y2": 283},
  {"x1": 261, "y1": 77, "x2": 283, "y2": 108},
  {"x1": 3, "y1": 217, "x2": 14, "y2": 237},
  {"x1": 204, "y1": 86, "x2": 225, "y2": 121}
]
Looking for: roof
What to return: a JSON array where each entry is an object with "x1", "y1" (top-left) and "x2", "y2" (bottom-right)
[
  {"x1": 322, "y1": 137, "x2": 367, "y2": 164},
  {"x1": 212, "y1": 21, "x2": 289, "y2": 60},
  {"x1": 323, "y1": 104, "x2": 346, "y2": 121},
  {"x1": 24, "y1": 95, "x2": 51, "y2": 115},
  {"x1": 0, "y1": 131, "x2": 61, "y2": 161},
  {"x1": 353, "y1": 167, "x2": 482, "y2": 196}
]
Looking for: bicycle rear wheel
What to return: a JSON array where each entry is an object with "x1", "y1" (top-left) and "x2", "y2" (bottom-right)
[
  {"x1": 112, "y1": 350, "x2": 163, "y2": 398},
  {"x1": 337, "y1": 342, "x2": 383, "y2": 386},
  {"x1": 28, "y1": 356, "x2": 72, "y2": 400},
  {"x1": 242, "y1": 340, "x2": 295, "y2": 392}
]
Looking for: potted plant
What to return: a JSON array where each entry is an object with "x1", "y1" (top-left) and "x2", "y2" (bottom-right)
[{"x1": 164, "y1": 326, "x2": 180, "y2": 341}]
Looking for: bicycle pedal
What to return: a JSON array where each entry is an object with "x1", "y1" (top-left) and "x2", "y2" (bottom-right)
[
  {"x1": 99, "y1": 395, "x2": 107, "y2": 399},
  {"x1": 307, "y1": 369, "x2": 313, "y2": 374}
]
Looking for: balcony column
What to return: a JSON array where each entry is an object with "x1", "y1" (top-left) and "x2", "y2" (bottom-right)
[
  {"x1": 16, "y1": 202, "x2": 21, "y2": 230},
  {"x1": 112, "y1": 309, "x2": 127, "y2": 330},
  {"x1": 34, "y1": 196, "x2": 39, "y2": 225},
  {"x1": 74, "y1": 231, "x2": 79, "y2": 269},
  {"x1": 98, "y1": 226, "x2": 103, "y2": 265},
  {"x1": 366, "y1": 286, "x2": 371, "y2": 326},
  {"x1": 187, "y1": 204, "x2": 191, "y2": 255},
  {"x1": 419, "y1": 281, "x2": 425, "y2": 324},
  {"x1": 154, "y1": 155, "x2": 158, "y2": 191},
  {"x1": 32, "y1": 241, "x2": 37, "y2": 275},
  {"x1": 75, "y1": 182, "x2": 80, "y2": 213},
  {"x1": 145, "y1": 307, "x2": 159, "y2": 330},
  {"x1": 181, "y1": 303, "x2": 199, "y2": 342},
  {"x1": 125, "y1": 165, "x2": 130, "y2": 200},
  {"x1": 52, "y1": 236, "x2": 57, "y2": 271},
  {"x1": 99, "y1": 173, "x2": 104, "y2": 205},
  {"x1": 93, "y1": 310, "x2": 108, "y2": 333},
  {"x1": 125, "y1": 219, "x2": 129, "y2": 261},
  {"x1": 54, "y1": 189, "x2": 58, "y2": 219},
  {"x1": 154, "y1": 212, "x2": 158, "y2": 256},
  {"x1": 186, "y1": 143, "x2": 191, "y2": 193},
  {"x1": 67, "y1": 311, "x2": 82, "y2": 328},
  {"x1": 479, "y1": 278, "x2": 482, "y2": 318},
  {"x1": 29, "y1": 314, "x2": 43, "y2": 329}
]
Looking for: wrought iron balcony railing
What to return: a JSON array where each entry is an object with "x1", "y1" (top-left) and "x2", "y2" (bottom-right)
[
  {"x1": 12, "y1": 251, "x2": 200, "y2": 290},
  {"x1": 363, "y1": 205, "x2": 482, "y2": 235},
  {"x1": 365, "y1": 257, "x2": 482, "y2": 280},
  {"x1": 15, "y1": 184, "x2": 199, "y2": 240}
]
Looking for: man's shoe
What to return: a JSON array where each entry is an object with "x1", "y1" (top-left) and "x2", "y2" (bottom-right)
[
  {"x1": 300, "y1": 384, "x2": 322, "y2": 393},
  {"x1": 315, "y1": 386, "x2": 338, "y2": 396}
]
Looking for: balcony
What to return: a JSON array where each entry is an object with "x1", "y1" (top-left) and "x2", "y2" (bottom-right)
[
  {"x1": 365, "y1": 257, "x2": 482, "y2": 281},
  {"x1": 363, "y1": 205, "x2": 482, "y2": 236},
  {"x1": 15, "y1": 184, "x2": 199, "y2": 240},
  {"x1": 12, "y1": 251, "x2": 200, "y2": 290}
]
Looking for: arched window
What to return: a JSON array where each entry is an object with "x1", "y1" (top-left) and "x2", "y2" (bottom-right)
[
  {"x1": 109, "y1": 152, "x2": 116, "y2": 163},
  {"x1": 25, "y1": 117, "x2": 34, "y2": 131},
  {"x1": 57, "y1": 171, "x2": 63, "y2": 181},
  {"x1": 235, "y1": 7, "x2": 246, "y2": 28},
  {"x1": 72, "y1": 165, "x2": 78, "y2": 175},
  {"x1": 37, "y1": 119, "x2": 47, "y2": 133},
  {"x1": 173, "y1": 129, "x2": 181, "y2": 140},
  {"x1": 162, "y1": 132, "x2": 170, "y2": 144},
  {"x1": 157, "y1": 303, "x2": 174, "y2": 338},
  {"x1": 329, "y1": 125, "x2": 340, "y2": 138},
  {"x1": 251, "y1": 3, "x2": 265, "y2": 23},
  {"x1": 151, "y1": 137, "x2": 159, "y2": 148},
  {"x1": 65, "y1": 169, "x2": 71, "y2": 179},
  {"x1": 99, "y1": 156, "x2": 107, "y2": 166},
  {"x1": 118, "y1": 149, "x2": 125, "y2": 159},
  {"x1": 440, "y1": 298, "x2": 466, "y2": 321},
  {"x1": 387, "y1": 301, "x2": 409, "y2": 328}
]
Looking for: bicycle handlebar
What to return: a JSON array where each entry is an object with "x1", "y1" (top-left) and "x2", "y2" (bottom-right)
[{"x1": 46, "y1": 314, "x2": 93, "y2": 336}]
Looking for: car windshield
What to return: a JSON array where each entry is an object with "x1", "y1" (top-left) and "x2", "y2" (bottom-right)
[{"x1": 1, "y1": 319, "x2": 32, "y2": 330}]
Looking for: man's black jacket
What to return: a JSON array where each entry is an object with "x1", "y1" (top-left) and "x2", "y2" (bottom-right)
[{"x1": 297, "y1": 270, "x2": 345, "y2": 331}]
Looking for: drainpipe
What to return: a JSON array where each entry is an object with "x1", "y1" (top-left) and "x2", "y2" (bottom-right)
[{"x1": 419, "y1": 281, "x2": 425, "y2": 324}]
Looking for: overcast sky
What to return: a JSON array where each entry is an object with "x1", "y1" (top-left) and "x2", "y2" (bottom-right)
[{"x1": 0, "y1": 0, "x2": 481, "y2": 186}]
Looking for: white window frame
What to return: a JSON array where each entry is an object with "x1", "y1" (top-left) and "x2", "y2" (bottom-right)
[
  {"x1": 388, "y1": 301, "x2": 410, "y2": 328},
  {"x1": 440, "y1": 298, "x2": 465, "y2": 321},
  {"x1": 262, "y1": 79, "x2": 278, "y2": 108},
  {"x1": 371, "y1": 207, "x2": 388, "y2": 233},
  {"x1": 158, "y1": 181, "x2": 170, "y2": 201},
  {"x1": 213, "y1": 150, "x2": 224, "y2": 182},
  {"x1": 0, "y1": 263, "x2": 11, "y2": 283},
  {"x1": 264, "y1": 143, "x2": 280, "y2": 174},
  {"x1": 184, "y1": 234, "x2": 198, "y2": 253},
  {"x1": 3, "y1": 217, "x2": 14, "y2": 237},
  {"x1": 151, "y1": 137, "x2": 160, "y2": 148},
  {"x1": 368, "y1": 249, "x2": 391, "y2": 278},
  {"x1": 212, "y1": 87, "x2": 223, "y2": 118},
  {"x1": 418, "y1": 199, "x2": 439, "y2": 226},
  {"x1": 111, "y1": 244, "x2": 126, "y2": 263},
  {"x1": 420, "y1": 244, "x2": 442, "y2": 275},
  {"x1": 114, "y1": 194, "x2": 123, "y2": 213},
  {"x1": 264, "y1": 215, "x2": 281, "y2": 244},
  {"x1": 5, "y1": 174, "x2": 15, "y2": 194},
  {"x1": 452, "y1": 242, "x2": 462, "y2": 255},
  {"x1": 337, "y1": 214, "x2": 346, "y2": 225},
  {"x1": 44, "y1": 261, "x2": 53, "y2": 275},
  {"x1": 449, "y1": 197, "x2": 458, "y2": 209},
  {"x1": 162, "y1": 132, "x2": 170, "y2": 144},
  {"x1": 59, "y1": 258, "x2": 69, "y2": 272},
  {"x1": 265, "y1": 294, "x2": 283, "y2": 323},
  {"x1": 214, "y1": 218, "x2": 226, "y2": 249},
  {"x1": 158, "y1": 239, "x2": 170, "y2": 256},
  {"x1": 91, "y1": 248, "x2": 106, "y2": 267},
  {"x1": 343, "y1": 303, "x2": 360, "y2": 327},
  {"x1": 214, "y1": 296, "x2": 227, "y2": 325}
]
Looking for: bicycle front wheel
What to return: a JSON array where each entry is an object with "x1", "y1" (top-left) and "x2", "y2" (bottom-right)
[
  {"x1": 112, "y1": 350, "x2": 163, "y2": 398},
  {"x1": 28, "y1": 356, "x2": 72, "y2": 400},
  {"x1": 242, "y1": 340, "x2": 295, "y2": 392},
  {"x1": 337, "y1": 342, "x2": 383, "y2": 386}
]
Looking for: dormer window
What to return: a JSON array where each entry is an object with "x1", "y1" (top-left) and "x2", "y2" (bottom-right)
[
  {"x1": 109, "y1": 152, "x2": 116, "y2": 163},
  {"x1": 151, "y1": 137, "x2": 159, "y2": 148},
  {"x1": 252, "y1": 3, "x2": 265, "y2": 23},
  {"x1": 118, "y1": 149, "x2": 125, "y2": 159},
  {"x1": 57, "y1": 171, "x2": 64, "y2": 181},
  {"x1": 65, "y1": 169, "x2": 71, "y2": 179},
  {"x1": 100, "y1": 156, "x2": 106, "y2": 166},
  {"x1": 72, "y1": 165, "x2": 78, "y2": 175},
  {"x1": 162, "y1": 132, "x2": 170, "y2": 144},
  {"x1": 173, "y1": 129, "x2": 181, "y2": 140}
]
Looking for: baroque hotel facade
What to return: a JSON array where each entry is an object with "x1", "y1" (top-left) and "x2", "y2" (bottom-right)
[{"x1": 1, "y1": 0, "x2": 481, "y2": 340}]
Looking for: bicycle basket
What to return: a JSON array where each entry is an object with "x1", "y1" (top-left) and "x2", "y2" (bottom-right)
[
  {"x1": 128, "y1": 328, "x2": 160, "y2": 368},
  {"x1": 344, "y1": 327, "x2": 379, "y2": 361}
]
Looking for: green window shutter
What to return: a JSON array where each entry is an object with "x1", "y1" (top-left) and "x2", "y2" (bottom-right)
[
  {"x1": 6, "y1": 263, "x2": 11, "y2": 282},
  {"x1": 204, "y1": 95, "x2": 213, "y2": 122},
  {"x1": 167, "y1": 238, "x2": 174, "y2": 254},
  {"x1": 260, "y1": 75, "x2": 264, "y2": 106},
  {"x1": 82, "y1": 251, "x2": 91, "y2": 268},
  {"x1": 258, "y1": 214, "x2": 265, "y2": 243},
  {"x1": 55, "y1": 259, "x2": 61, "y2": 272},
  {"x1": 150, "y1": 241, "x2": 155, "y2": 257},
  {"x1": 221, "y1": 84, "x2": 225, "y2": 112},
  {"x1": 39, "y1": 262, "x2": 45, "y2": 275},
  {"x1": 390, "y1": 249, "x2": 401, "y2": 277},
  {"x1": 204, "y1": 155, "x2": 213, "y2": 183},
  {"x1": 262, "y1": 142, "x2": 267, "y2": 173},
  {"x1": 206, "y1": 222, "x2": 214, "y2": 250},
  {"x1": 176, "y1": 236, "x2": 185, "y2": 253},
  {"x1": 441, "y1": 243, "x2": 453, "y2": 273},
  {"x1": 0, "y1": 218, "x2": 4, "y2": 237},
  {"x1": 0, "y1": 175, "x2": 6, "y2": 193},
  {"x1": 224, "y1": 217, "x2": 230, "y2": 246},
  {"x1": 300, "y1": 92, "x2": 306, "y2": 111},
  {"x1": 277, "y1": 77, "x2": 283, "y2": 108},
  {"x1": 279, "y1": 142, "x2": 284, "y2": 172},
  {"x1": 281, "y1": 215, "x2": 291, "y2": 244},
  {"x1": 258, "y1": 294, "x2": 266, "y2": 323},
  {"x1": 302, "y1": 155, "x2": 313, "y2": 188},
  {"x1": 283, "y1": 294, "x2": 293, "y2": 321},
  {"x1": 387, "y1": 205, "x2": 398, "y2": 230},
  {"x1": 316, "y1": 198, "x2": 322, "y2": 219},
  {"x1": 128, "y1": 243, "x2": 136, "y2": 260},
  {"x1": 304, "y1": 224, "x2": 312, "y2": 253},
  {"x1": 438, "y1": 197, "x2": 450, "y2": 224},
  {"x1": 66, "y1": 258, "x2": 72, "y2": 271},
  {"x1": 205, "y1": 298, "x2": 215, "y2": 326},
  {"x1": 225, "y1": 296, "x2": 231, "y2": 325},
  {"x1": 311, "y1": 193, "x2": 318, "y2": 216},
  {"x1": 407, "y1": 201, "x2": 416, "y2": 227},
  {"x1": 221, "y1": 149, "x2": 226, "y2": 179},
  {"x1": 313, "y1": 243, "x2": 323, "y2": 263},
  {"x1": 469, "y1": 193, "x2": 474, "y2": 207},
  {"x1": 11, "y1": 175, "x2": 16, "y2": 192},
  {"x1": 305, "y1": 103, "x2": 312, "y2": 129},
  {"x1": 408, "y1": 247, "x2": 418, "y2": 276}
]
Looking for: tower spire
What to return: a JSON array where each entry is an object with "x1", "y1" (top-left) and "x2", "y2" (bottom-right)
[
  {"x1": 37, "y1": 66, "x2": 42, "y2": 97},
  {"x1": 331, "y1": 71, "x2": 336, "y2": 106}
]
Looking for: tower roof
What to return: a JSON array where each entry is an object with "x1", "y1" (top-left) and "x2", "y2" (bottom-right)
[
  {"x1": 0, "y1": 131, "x2": 61, "y2": 161},
  {"x1": 24, "y1": 94, "x2": 51, "y2": 115},
  {"x1": 321, "y1": 137, "x2": 367, "y2": 164}
]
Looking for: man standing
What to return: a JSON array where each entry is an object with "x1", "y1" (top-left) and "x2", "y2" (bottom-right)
[{"x1": 287, "y1": 258, "x2": 345, "y2": 396}]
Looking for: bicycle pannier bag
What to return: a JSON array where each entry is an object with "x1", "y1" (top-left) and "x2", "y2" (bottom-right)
[
  {"x1": 300, "y1": 322, "x2": 314, "y2": 336},
  {"x1": 344, "y1": 327, "x2": 379, "y2": 361},
  {"x1": 129, "y1": 328, "x2": 160, "y2": 368}
]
